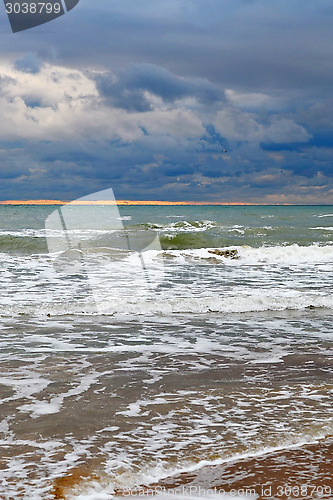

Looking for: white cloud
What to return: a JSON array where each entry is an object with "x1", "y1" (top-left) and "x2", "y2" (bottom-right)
[
  {"x1": 0, "y1": 61, "x2": 309, "y2": 148},
  {"x1": 264, "y1": 117, "x2": 311, "y2": 143},
  {"x1": 1, "y1": 63, "x2": 97, "y2": 106},
  {"x1": 214, "y1": 107, "x2": 261, "y2": 141},
  {"x1": 214, "y1": 107, "x2": 311, "y2": 143},
  {"x1": 0, "y1": 62, "x2": 204, "y2": 143},
  {"x1": 137, "y1": 108, "x2": 204, "y2": 138},
  {"x1": 225, "y1": 89, "x2": 281, "y2": 109}
]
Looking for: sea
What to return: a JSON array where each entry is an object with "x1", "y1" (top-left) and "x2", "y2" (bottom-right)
[{"x1": 0, "y1": 203, "x2": 332, "y2": 500}]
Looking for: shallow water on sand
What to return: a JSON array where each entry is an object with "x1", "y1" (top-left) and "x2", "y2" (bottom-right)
[
  {"x1": 0, "y1": 311, "x2": 332, "y2": 498},
  {"x1": 0, "y1": 205, "x2": 333, "y2": 498}
]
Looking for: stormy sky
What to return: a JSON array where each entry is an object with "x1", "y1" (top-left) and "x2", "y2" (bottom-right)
[{"x1": 0, "y1": 0, "x2": 333, "y2": 202}]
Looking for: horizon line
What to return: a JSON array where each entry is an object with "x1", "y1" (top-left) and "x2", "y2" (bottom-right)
[{"x1": 0, "y1": 199, "x2": 319, "y2": 206}]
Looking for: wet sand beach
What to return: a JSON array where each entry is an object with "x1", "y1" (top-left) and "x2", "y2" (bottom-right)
[
  {"x1": 152, "y1": 438, "x2": 333, "y2": 500},
  {"x1": 50, "y1": 438, "x2": 333, "y2": 499}
]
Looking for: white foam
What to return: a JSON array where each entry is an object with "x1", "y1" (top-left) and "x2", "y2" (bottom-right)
[
  {"x1": 154, "y1": 220, "x2": 217, "y2": 233},
  {"x1": 18, "y1": 400, "x2": 62, "y2": 417},
  {"x1": 119, "y1": 402, "x2": 143, "y2": 417},
  {"x1": 65, "y1": 432, "x2": 329, "y2": 500},
  {"x1": 84, "y1": 291, "x2": 333, "y2": 316},
  {"x1": 0, "y1": 229, "x2": 47, "y2": 238},
  {"x1": 70, "y1": 492, "x2": 113, "y2": 500},
  {"x1": 18, "y1": 371, "x2": 100, "y2": 418},
  {"x1": 1, "y1": 243, "x2": 333, "y2": 318},
  {"x1": 170, "y1": 243, "x2": 333, "y2": 266},
  {"x1": 0, "y1": 373, "x2": 51, "y2": 401},
  {"x1": 70, "y1": 493, "x2": 112, "y2": 500}
]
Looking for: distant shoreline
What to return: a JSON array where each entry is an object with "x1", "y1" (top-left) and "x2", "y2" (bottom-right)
[{"x1": 0, "y1": 200, "x2": 331, "y2": 206}]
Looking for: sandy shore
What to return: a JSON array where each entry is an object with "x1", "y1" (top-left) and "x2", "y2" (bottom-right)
[
  {"x1": 151, "y1": 438, "x2": 333, "y2": 499},
  {"x1": 51, "y1": 438, "x2": 333, "y2": 499}
]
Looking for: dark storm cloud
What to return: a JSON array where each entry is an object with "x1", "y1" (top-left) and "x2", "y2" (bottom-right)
[
  {"x1": 2, "y1": 0, "x2": 333, "y2": 95},
  {"x1": 0, "y1": 0, "x2": 332, "y2": 202},
  {"x1": 95, "y1": 64, "x2": 224, "y2": 112},
  {"x1": 40, "y1": 1, "x2": 333, "y2": 96}
]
